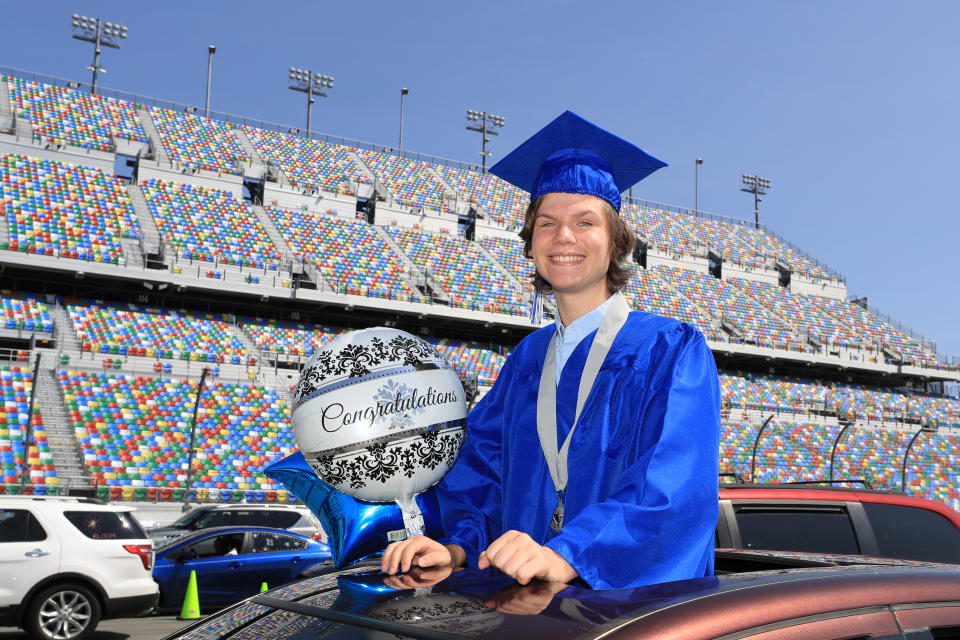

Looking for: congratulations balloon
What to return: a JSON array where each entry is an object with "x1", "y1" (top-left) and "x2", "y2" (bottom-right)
[{"x1": 292, "y1": 328, "x2": 466, "y2": 537}]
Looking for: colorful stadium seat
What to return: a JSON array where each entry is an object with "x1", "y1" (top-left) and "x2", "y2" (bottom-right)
[
  {"x1": 150, "y1": 108, "x2": 249, "y2": 175},
  {"x1": 387, "y1": 226, "x2": 528, "y2": 316},
  {"x1": 267, "y1": 207, "x2": 423, "y2": 302},
  {"x1": 0, "y1": 154, "x2": 140, "y2": 264},
  {"x1": 6, "y1": 76, "x2": 148, "y2": 152},
  {"x1": 0, "y1": 365, "x2": 56, "y2": 488},
  {"x1": 245, "y1": 128, "x2": 370, "y2": 195},
  {"x1": 1, "y1": 291, "x2": 52, "y2": 333},
  {"x1": 140, "y1": 178, "x2": 280, "y2": 268}
]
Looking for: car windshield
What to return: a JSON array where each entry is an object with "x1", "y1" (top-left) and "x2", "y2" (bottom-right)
[{"x1": 168, "y1": 510, "x2": 204, "y2": 529}]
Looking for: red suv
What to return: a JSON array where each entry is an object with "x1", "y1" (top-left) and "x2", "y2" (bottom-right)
[{"x1": 717, "y1": 483, "x2": 960, "y2": 564}]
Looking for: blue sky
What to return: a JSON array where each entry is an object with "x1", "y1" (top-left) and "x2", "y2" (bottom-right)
[{"x1": 2, "y1": 1, "x2": 957, "y2": 359}]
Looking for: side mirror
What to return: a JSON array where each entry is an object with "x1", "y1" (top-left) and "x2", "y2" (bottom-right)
[{"x1": 178, "y1": 549, "x2": 198, "y2": 563}]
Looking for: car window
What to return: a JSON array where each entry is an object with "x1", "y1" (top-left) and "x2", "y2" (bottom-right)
[
  {"x1": 234, "y1": 510, "x2": 300, "y2": 529},
  {"x1": 734, "y1": 505, "x2": 860, "y2": 555},
  {"x1": 183, "y1": 533, "x2": 244, "y2": 559},
  {"x1": 0, "y1": 508, "x2": 46, "y2": 542},
  {"x1": 195, "y1": 511, "x2": 234, "y2": 528},
  {"x1": 250, "y1": 532, "x2": 308, "y2": 554},
  {"x1": 863, "y1": 502, "x2": 960, "y2": 564},
  {"x1": 63, "y1": 510, "x2": 147, "y2": 540}
]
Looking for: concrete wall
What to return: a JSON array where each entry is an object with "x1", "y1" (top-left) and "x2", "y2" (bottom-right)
[
  {"x1": 0, "y1": 135, "x2": 115, "y2": 174},
  {"x1": 791, "y1": 277, "x2": 847, "y2": 300},
  {"x1": 139, "y1": 162, "x2": 244, "y2": 199},
  {"x1": 647, "y1": 250, "x2": 709, "y2": 274}
]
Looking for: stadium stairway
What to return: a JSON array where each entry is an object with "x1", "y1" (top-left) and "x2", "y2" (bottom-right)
[
  {"x1": 118, "y1": 234, "x2": 144, "y2": 269},
  {"x1": 34, "y1": 364, "x2": 89, "y2": 488},
  {"x1": 654, "y1": 268, "x2": 734, "y2": 341},
  {"x1": 227, "y1": 322, "x2": 261, "y2": 364},
  {"x1": 232, "y1": 128, "x2": 267, "y2": 173},
  {"x1": 126, "y1": 183, "x2": 165, "y2": 259},
  {"x1": 50, "y1": 301, "x2": 82, "y2": 353},
  {"x1": 344, "y1": 148, "x2": 380, "y2": 192},
  {"x1": 475, "y1": 239, "x2": 528, "y2": 288},
  {"x1": 731, "y1": 279, "x2": 823, "y2": 352},
  {"x1": 371, "y1": 225, "x2": 446, "y2": 303},
  {"x1": 13, "y1": 109, "x2": 33, "y2": 140},
  {"x1": 136, "y1": 107, "x2": 170, "y2": 164},
  {"x1": 0, "y1": 78, "x2": 12, "y2": 132},
  {"x1": 251, "y1": 205, "x2": 296, "y2": 266}
]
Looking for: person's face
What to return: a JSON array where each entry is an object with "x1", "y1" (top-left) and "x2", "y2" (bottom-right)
[{"x1": 530, "y1": 192, "x2": 613, "y2": 301}]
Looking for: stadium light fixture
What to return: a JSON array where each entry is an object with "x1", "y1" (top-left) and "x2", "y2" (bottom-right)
[
  {"x1": 740, "y1": 173, "x2": 771, "y2": 230},
  {"x1": 465, "y1": 109, "x2": 505, "y2": 173},
  {"x1": 205, "y1": 45, "x2": 216, "y2": 118},
  {"x1": 71, "y1": 13, "x2": 127, "y2": 94},
  {"x1": 288, "y1": 66, "x2": 334, "y2": 139},
  {"x1": 399, "y1": 87, "x2": 409, "y2": 156},
  {"x1": 695, "y1": 158, "x2": 703, "y2": 215}
]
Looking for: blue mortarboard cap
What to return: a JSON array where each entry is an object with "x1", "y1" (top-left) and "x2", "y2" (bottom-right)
[{"x1": 489, "y1": 110, "x2": 667, "y2": 212}]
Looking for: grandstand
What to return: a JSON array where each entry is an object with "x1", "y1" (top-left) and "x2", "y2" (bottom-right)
[{"x1": 0, "y1": 66, "x2": 958, "y2": 513}]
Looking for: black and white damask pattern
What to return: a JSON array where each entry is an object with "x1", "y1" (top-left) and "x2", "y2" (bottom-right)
[
  {"x1": 311, "y1": 429, "x2": 464, "y2": 491},
  {"x1": 295, "y1": 334, "x2": 444, "y2": 402}
]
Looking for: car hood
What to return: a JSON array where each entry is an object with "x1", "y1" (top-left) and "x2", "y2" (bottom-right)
[{"x1": 164, "y1": 553, "x2": 960, "y2": 640}]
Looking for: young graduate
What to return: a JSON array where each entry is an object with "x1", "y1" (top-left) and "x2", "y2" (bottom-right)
[{"x1": 381, "y1": 111, "x2": 720, "y2": 590}]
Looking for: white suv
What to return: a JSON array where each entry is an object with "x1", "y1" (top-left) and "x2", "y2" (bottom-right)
[{"x1": 0, "y1": 496, "x2": 158, "y2": 640}]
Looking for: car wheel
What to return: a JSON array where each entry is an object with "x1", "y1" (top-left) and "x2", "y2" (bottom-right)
[{"x1": 24, "y1": 583, "x2": 101, "y2": 640}]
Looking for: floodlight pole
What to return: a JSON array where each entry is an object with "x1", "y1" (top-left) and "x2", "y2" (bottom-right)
[
  {"x1": 183, "y1": 366, "x2": 210, "y2": 509},
  {"x1": 901, "y1": 424, "x2": 936, "y2": 493},
  {"x1": 204, "y1": 45, "x2": 216, "y2": 118},
  {"x1": 90, "y1": 20, "x2": 103, "y2": 94},
  {"x1": 399, "y1": 87, "x2": 409, "y2": 156},
  {"x1": 19, "y1": 353, "x2": 42, "y2": 490},
  {"x1": 288, "y1": 68, "x2": 333, "y2": 139},
  {"x1": 465, "y1": 110, "x2": 505, "y2": 173},
  {"x1": 740, "y1": 174, "x2": 771, "y2": 230},
  {"x1": 695, "y1": 158, "x2": 703, "y2": 214},
  {"x1": 71, "y1": 15, "x2": 127, "y2": 95},
  {"x1": 829, "y1": 420, "x2": 853, "y2": 483},
  {"x1": 749, "y1": 414, "x2": 775, "y2": 483}
]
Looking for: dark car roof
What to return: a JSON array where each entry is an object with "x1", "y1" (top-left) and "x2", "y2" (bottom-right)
[
  {"x1": 154, "y1": 525, "x2": 311, "y2": 552},
  {"x1": 164, "y1": 551, "x2": 960, "y2": 640}
]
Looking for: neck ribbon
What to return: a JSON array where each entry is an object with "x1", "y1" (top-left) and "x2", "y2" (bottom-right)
[{"x1": 536, "y1": 292, "x2": 631, "y2": 532}]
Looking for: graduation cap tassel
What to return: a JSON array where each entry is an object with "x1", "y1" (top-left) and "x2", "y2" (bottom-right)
[{"x1": 530, "y1": 289, "x2": 543, "y2": 325}]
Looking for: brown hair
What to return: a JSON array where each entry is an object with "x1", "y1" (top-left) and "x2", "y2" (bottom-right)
[{"x1": 518, "y1": 194, "x2": 636, "y2": 294}]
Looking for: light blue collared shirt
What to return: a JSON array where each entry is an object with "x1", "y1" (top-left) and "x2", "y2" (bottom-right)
[{"x1": 553, "y1": 294, "x2": 615, "y2": 385}]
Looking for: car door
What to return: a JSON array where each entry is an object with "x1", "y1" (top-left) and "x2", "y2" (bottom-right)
[
  {"x1": 0, "y1": 507, "x2": 59, "y2": 606},
  {"x1": 246, "y1": 531, "x2": 313, "y2": 591},
  {"x1": 163, "y1": 532, "x2": 248, "y2": 610}
]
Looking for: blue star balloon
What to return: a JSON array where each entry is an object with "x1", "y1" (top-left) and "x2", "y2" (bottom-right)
[{"x1": 264, "y1": 451, "x2": 444, "y2": 568}]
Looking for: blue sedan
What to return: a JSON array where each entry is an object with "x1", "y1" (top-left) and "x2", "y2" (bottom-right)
[{"x1": 153, "y1": 526, "x2": 332, "y2": 611}]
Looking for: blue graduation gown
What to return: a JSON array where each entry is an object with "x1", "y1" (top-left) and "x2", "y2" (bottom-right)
[{"x1": 436, "y1": 311, "x2": 720, "y2": 590}]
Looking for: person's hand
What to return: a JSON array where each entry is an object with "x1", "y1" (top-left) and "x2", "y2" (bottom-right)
[
  {"x1": 484, "y1": 581, "x2": 568, "y2": 615},
  {"x1": 381, "y1": 535, "x2": 458, "y2": 575},
  {"x1": 477, "y1": 530, "x2": 578, "y2": 585},
  {"x1": 382, "y1": 565, "x2": 455, "y2": 590}
]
